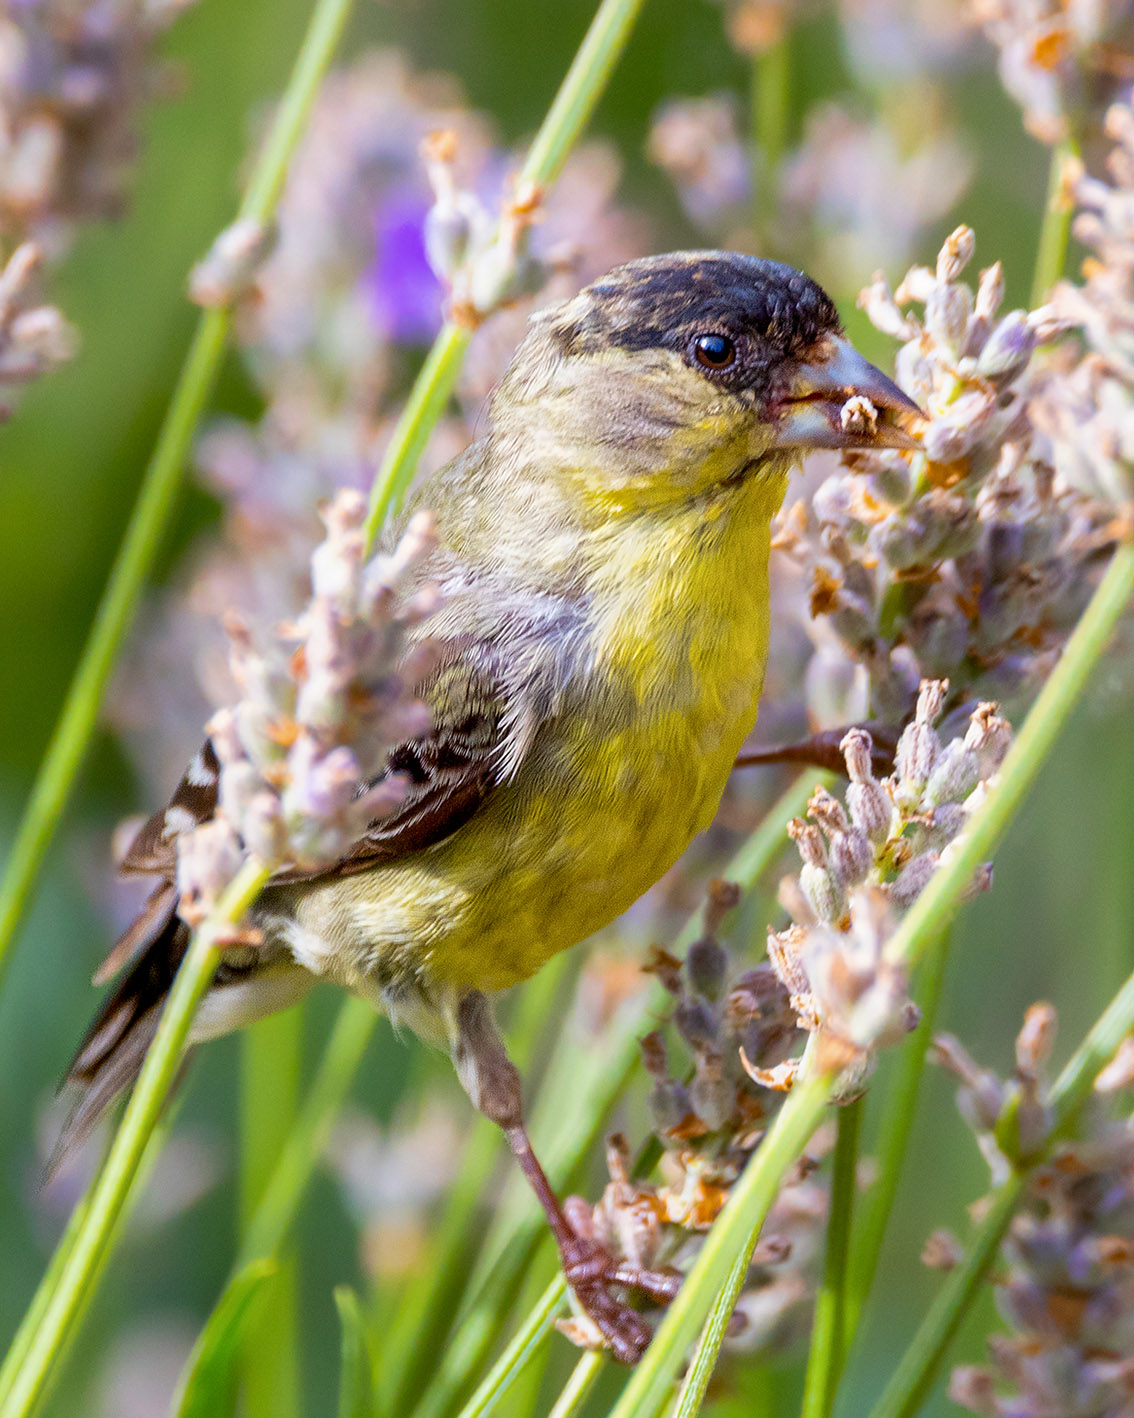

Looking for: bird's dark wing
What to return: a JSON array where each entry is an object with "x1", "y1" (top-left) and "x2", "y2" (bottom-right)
[
  {"x1": 52, "y1": 656, "x2": 519, "y2": 1175},
  {"x1": 270, "y1": 659, "x2": 509, "y2": 886},
  {"x1": 98, "y1": 656, "x2": 517, "y2": 979}
]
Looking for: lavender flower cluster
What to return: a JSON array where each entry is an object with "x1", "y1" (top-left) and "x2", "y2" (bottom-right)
[
  {"x1": 971, "y1": 0, "x2": 1134, "y2": 147},
  {"x1": 938, "y1": 1014, "x2": 1134, "y2": 1418},
  {"x1": 774, "y1": 225, "x2": 1118, "y2": 731},
  {"x1": 0, "y1": 0, "x2": 199, "y2": 411},
  {"x1": 766, "y1": 683, "x2": 1008, "y2": 1085},
  {"x1": 175, "y1": 490, "x2": 439, "y2": 923},
  {"x1": 562, "y1": 881, "x2": 826, "y2": 1356},
  {"x1": 1042, "y1": 99, "x2": 1134, "y2": 508},
  {"x1": 560, "y1": 687, "x2": 1011, "y2": 1361}
]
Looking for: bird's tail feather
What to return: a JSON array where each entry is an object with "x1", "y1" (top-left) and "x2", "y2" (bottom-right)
[{"x1": 48, "y1": 888, "x2": 188, "y2": 1180}]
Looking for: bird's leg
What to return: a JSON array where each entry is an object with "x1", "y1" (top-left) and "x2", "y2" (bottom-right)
[
  {"x1": 734, "y1": 723, "x2": 899, "y2": 778},
  {"x1": 450, "y1": 990, "x2": 679, "y2": 1364}
]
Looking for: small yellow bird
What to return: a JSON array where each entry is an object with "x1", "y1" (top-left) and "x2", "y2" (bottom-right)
[{"x1": 63, "y1": 251, "x2": 918, "y2": 1359}]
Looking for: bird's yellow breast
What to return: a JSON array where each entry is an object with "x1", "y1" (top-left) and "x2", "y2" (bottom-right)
[{"x1": 290, "y1": 468, "x2": 788, "y2": 1003}]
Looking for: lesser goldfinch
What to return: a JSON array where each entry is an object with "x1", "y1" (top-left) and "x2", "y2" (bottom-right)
[{"x1": 62, "y1": 251, "x2": 918, "y2": 1360}]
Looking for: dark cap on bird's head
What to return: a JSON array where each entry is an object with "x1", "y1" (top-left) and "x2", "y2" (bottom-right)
[
  {"x1": 516, "y1": 251, "x2": 922, "y2": 458},
  {"x1": 552, "y1": 251, "x2": 841, "y2": 373}
]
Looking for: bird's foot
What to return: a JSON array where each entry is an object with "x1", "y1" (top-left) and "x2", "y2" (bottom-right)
[{"x1": 557, "y1": 1229, "x2": 682, "y2": 1365}]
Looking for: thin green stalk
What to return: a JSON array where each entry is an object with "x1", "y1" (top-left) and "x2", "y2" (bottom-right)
[
  {"x1": 864, "y1": 961, "x2": 1134, "y2": 1418},
  {"x1": 0, "y1": 0, "x2": 358, "y2": 992},
  {"x1": 844, "y1": 927, "x2": 951, "y2": 1340},
  {"x1": 0, "y1": 1182, "x2": 91, "y2": 1405},
  {"x1": 1030, "y1": 136, "x2": 1078, "y2": 309},
  {"x1": 1048, "y1": 965, "x2": 1134, "y2": 1131},
  {"x1": 239, "y1": 1009, "x2": 304, "y2": 1418},
  {"x1": 362, "y1": 0, "x2": 648, "y2": 547},
  {"x1": 548, "y1": 1351, "x2": 606, "y2": 1418},
  {"x1": 863, "y1": 1173, "x2": 1025, "y2": 1418},
  {"x1": 0, "y1": 1120, "x2": 173, "y2": 1413},
  {"x1": 0, "y1": 857, "x2": 271, "y2": 1418},
  {"x1": 518, "y1": 0, "x2": 647, "y2": 190},
  {"x1": 886, "y1": 540, "x2": 1134, "y2": 973},
  {"x1": 751, "y1": 27, "x2": 791, "y2": 240},
  {"x1": 451, "y1": 1276, "x2": 569, "y2": 1418},
  {"x1": 608, "y1": 1070, "x2": 833, "y2": 1418},
  {"x1": 800, "y1": 1098, "x2": 863, "y2": 1418},
  {"x1": 669, "y1": 1249, "x2": 750, "y2": 1418},
  {"x1": 363, "y1": 322, "x2": 472, "y2": 541}
]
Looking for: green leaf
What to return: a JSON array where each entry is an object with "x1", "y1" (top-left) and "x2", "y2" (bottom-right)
[
  {"x1": 170, "y1": 1258, "x2": 278, "y2": 1418},
  {"x1": 335, "y1": 1287, "x2": 378, "y2": 1418}
]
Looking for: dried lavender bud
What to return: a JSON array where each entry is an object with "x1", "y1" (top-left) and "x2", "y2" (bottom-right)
[
  {"x1": 799, "y1": 862, "x2": 845, "y2": 926},
  {"x1": 649, "y1": 1078, "x2": 696, "y2": 1136},
  {"x1": 640, "y1": 1031, "x2": 669, "y2": 1080},
  {"x1": 922, "y1": 1229, "x2": 964, "y2": 1271},
  {"x1": 806, "y1": 787, "x2": 850, "y2": 838},
  {"x1": 189, "y1": 218, "x2": 276, "y2": 309},
  {"x1": 924, "y1": 739, "x2": 982, "y2": 806},
  {"x1": 691, "y1": 1053, "x2": 733, "y2": 1132},
  {"x1": 686, "y1": 935, "x2": 728, "y2": 1003},
  {"x1": 829, "y1": 829, "x2": 873, "y2": 890},
  {"x1": 918, "y1": 800, "x2": 968, "y2": 851},
  {"x1": 932, "y1": 1033, "x2": 1006, "y2": 1133},
  {"x1": 975, "y1": 310, "x2": 1035, "y2": 382},
  {"x1": 704, "y1": 878, "x2": 742, "y2": 934},
  {"x1": 974, "y1": 260, "x2": 1005, "y2": 323},
  {"x1": 964, "y1": 703, "x2": 1013, "y2": 778},
  {"x1": 925, "y1": 280, "x2": 972, "y2": 358},
  {"x1": 936, "y1": 224, "x2": 975, "y2": 283},
  {"x1": 1015, "y1": 1002, "x2": 1057, "y2": 1079},
  {"x1": 674, "y1": 997, "x2": 719, "y2": 1054}
]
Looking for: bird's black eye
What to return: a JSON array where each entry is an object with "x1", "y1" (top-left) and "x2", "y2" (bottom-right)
[{"x1": 692, "y1": 333, "x2": 737, "y2": 370}]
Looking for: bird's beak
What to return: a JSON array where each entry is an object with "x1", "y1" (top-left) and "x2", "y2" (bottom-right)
[{"x1": 771, "y1": 336, "x2": 924, "y2": 452}]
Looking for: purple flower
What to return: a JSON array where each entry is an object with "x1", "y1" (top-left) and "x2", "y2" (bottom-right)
[{"x1": 365, "y1": 187, "x2": 444, "y2": 345}]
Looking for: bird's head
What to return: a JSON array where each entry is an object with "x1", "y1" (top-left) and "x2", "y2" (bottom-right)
[{"x1": 492, "y1": 250, "x2": 921, "y2": 512}]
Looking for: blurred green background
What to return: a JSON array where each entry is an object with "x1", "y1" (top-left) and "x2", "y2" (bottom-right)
[{"x1": 0, "y1": 1, "x2": 1130, "y2": 1414}]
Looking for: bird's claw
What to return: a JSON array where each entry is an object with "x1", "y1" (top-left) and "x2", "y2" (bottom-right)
[{"x1": 559, "y1": 1233, "x2": 682, "y2": 1365}]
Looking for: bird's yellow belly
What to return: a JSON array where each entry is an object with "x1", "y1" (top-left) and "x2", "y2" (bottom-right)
[
  {"x1": 294, "y1": 701, "x2": 755, "y2": 1002},
  {"x1": 290, "y1": 473, "x2": 783, "y2": 1005}
]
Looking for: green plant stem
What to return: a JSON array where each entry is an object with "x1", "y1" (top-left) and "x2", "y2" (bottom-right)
[
  {"x1": 887, "y1": 540, "x2": 1134, "y2": 974},
  {"x1": 864, "y1": 1172, "x2": 1025, "y2": 1418},
  {"x1": 800, "y1": 1098, "x2": 862, "y2": 1418},
  {"x1": 0, "y1": 1115, "x2": 172, "y2": 1412},
  {"x1": 0, "y1": 0, "x2": 357, "y2": 993},
  {"x1": 865, "y1": 960, "x2": 1134, "y2": 1418},
  {"x1": 451, "y1": 1276, "x2": 569, "y2": 1418},
  {"x1": 0, "y1": 1182, "x2": 91, "y2": 1406},
  {"x1": 363, "y1": 322, "x2": 472, "y2": 540},
  {"x1": 239, "y1": 1009, "x2": 304, "y2": 1418},
  {"x1": 548, "y1": 1351, "x2": 606, "y2": 1418},
  {"x1": 844, "y1": 927, "x2": 951, "y2": 1340},
  {"x1": 670, "y1": 1249, "x2": 750, "y2": 1418},
  {"x1": 1030, "y1": 136, "x2": 1078, "y2": 309},
  {"x1": 362, "y1": 0, "x2": 648, "y2": 547},
  {"x1": 0, "y1": 858, "x2": 271, "y2": 1418},
  {"x1": 609, "y1": 1069, "x2": 833, "y2": 1418},
  {"x1": 751, "y1": 27, "x2": 791, "y2": 240}
]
